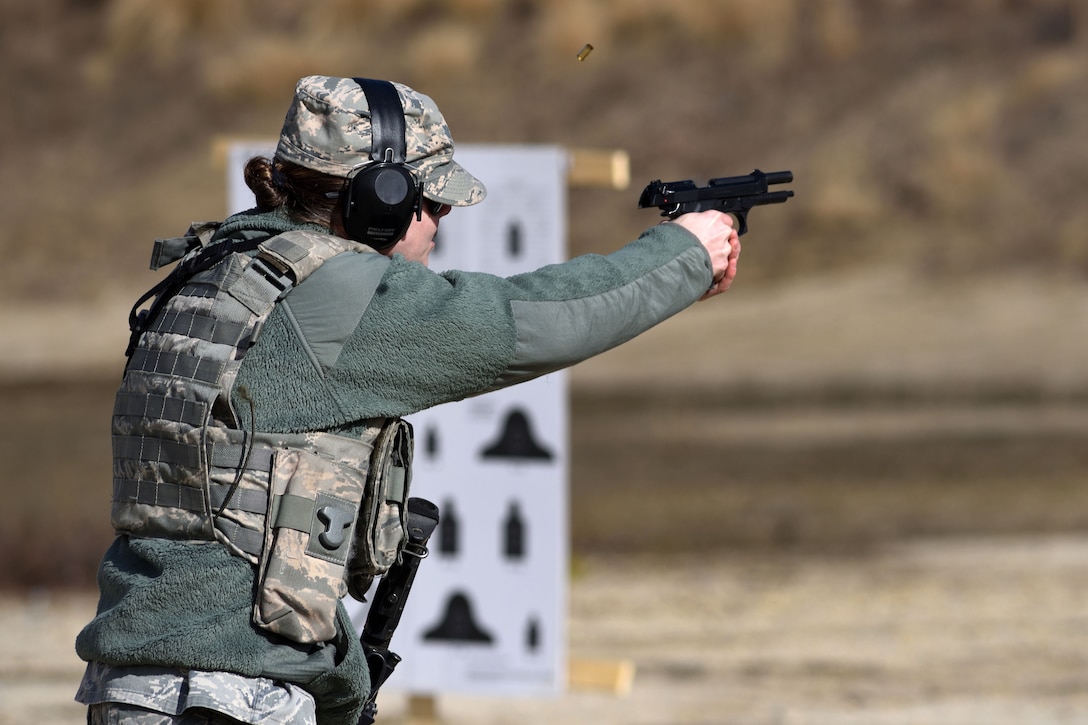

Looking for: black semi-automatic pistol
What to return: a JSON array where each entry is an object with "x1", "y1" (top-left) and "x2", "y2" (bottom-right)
[{"x1": 638, "y1": 169, "x2": 794, "y2": 235}]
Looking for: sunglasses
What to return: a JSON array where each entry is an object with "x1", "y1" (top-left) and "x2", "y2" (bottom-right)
[{"x1": 425, "y1": 199, "x2": 449, "y2": 216}]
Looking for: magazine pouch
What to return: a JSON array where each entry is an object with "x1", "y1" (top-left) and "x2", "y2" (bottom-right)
[
  {"x1": 255, "y1": 444, "x2": 369, "y2": 644},
  {"x1": 346, "y1": 419, "x2": 414, "y2": 602}
]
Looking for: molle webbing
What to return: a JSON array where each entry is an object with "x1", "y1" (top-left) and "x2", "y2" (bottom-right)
[
  {"x1": 127, "y1": 348, "x2": 226, "y2": 384},
  {"x1": 113, "y1": 479, "x2": 269, "y2": 518},
  {"x1": 114, "y1": 392, "x2": 207, "y2": 427},
  {"x1": 110, "y1": 230, "x2": 384, "y2": 561},
  {"x1": 149, "y1": 310, "x2": 248, "y2": 347},
  {"x1": 112, "y1": 435, "x2": 275, "y2": 473}
]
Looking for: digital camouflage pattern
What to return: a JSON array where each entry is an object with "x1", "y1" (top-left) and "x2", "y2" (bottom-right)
[
  {"x1": 112, "y1": 242, "x2": 262, "y2": 553},
  {"x1": 80, "y1": 661, "x2": 316, "y2": 724},
  {"x1": 254, "y1": 430, "x2": 376, "y2": 644},
  {"x1": 113, "y1": 229, "x2": 408, "y2": 645},
  {"x1": 89, "y1": 704, "x2": 233, "y2": 725},
  {"x1": 113, "y1": 230, "x2": 369, "y2": 563},
  {"x1": 274, "y1": 75, "x2": 487, "y2": 207},
  {"x1": 254, "y1": 417, "x2": 413, "y2": 642},
  {"x1": 347, "y1": 418, "x2": 414, "y2": 601}
]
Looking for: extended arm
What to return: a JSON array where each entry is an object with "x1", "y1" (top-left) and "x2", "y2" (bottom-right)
[{"x1": 235, "y1": 222, "x2": 718, "y2": 426}]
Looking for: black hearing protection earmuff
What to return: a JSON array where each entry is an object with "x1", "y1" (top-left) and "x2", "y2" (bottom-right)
[{"x1": 341, "y1": 78, "x2": 423, "y2": 249}]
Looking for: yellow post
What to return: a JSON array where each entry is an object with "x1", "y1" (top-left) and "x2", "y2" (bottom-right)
[
  {"x1": 405, "y1": 693, "x2": 440, "y2": 725},
  {"x1": 567, "y1": 657, "x2": 637, "y2": 696},
  {"x1": 567, "y1": 148, "x2": 631, "y2": 190}
]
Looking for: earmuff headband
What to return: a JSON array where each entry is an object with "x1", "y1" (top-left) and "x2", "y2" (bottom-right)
[
  {"x1": 355, "y1": 77, "x2": 407, "y2": 164},
  {"x1": 341, "y1": 79, "x2": 422, "y2": 248}
]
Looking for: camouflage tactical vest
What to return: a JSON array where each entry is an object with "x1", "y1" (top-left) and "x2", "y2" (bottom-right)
[{"x1": 112, "y1": 225, "x2": 412, "y2": 644}]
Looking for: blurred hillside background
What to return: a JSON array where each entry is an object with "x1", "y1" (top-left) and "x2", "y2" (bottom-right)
[{"x1": 2, "y1": 0, "x2": 1088, "y2": 589}]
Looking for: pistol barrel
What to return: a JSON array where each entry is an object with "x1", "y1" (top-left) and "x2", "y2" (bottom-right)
[{"x1": 763, "y1": 170, "x2": 793, "y2": 186}]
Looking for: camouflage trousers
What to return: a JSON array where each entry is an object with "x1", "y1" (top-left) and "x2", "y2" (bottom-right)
[
  {"x1": 87, "y1": 702, "x2": 244, "y2": 724},
  {"x1": 76, "y1": 662, "x2": 317, "y2": 725}
]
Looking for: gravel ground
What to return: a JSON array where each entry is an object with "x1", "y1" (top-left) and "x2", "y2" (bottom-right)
[{"x1": 5, "y1": 535, "x2": 1088, "y2": 725}]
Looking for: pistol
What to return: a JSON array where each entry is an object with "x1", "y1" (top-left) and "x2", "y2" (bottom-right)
[{"x1": 638, "y1": 169, "x2": 794, "y2": 235}]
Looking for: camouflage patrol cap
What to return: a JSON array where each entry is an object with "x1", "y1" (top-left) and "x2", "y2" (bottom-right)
[{"x1": 275, "y1": 75, "x2": 486, "y2": 206}]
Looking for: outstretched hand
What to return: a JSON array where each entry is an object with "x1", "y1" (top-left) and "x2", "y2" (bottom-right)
[{"x1": 668, "y1": 210, "x2": 741, "y2": 300}]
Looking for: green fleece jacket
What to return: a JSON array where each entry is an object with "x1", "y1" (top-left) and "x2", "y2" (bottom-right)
[{"x1": 76, "y1": 209, "x2": 713, "y2": 724}]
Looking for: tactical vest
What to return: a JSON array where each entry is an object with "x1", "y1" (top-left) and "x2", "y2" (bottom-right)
[{"x1": 112, "y1": 225, "x2": 412, "y2": 644}]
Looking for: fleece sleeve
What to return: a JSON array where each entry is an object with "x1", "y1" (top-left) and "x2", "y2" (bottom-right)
[
  {"x1": 334, "y1": 221, "x2": 711, "y2": 416},
  {"x1": 236, "y1": 222, "x2": 712, "y2": 429},
  {"x1": 494, "y1": 224, "x2": 712, "y2": 389}
]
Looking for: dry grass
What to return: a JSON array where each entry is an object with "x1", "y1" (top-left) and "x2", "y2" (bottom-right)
[
  {"x1": 2, "y1": 0, "x2": 1088, "y2": 299},
  {"x1": 2, "y1": 0, "x2": 1088, "y2": 590}
]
